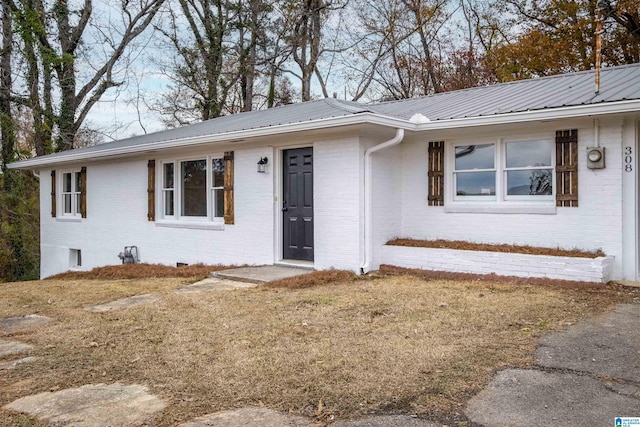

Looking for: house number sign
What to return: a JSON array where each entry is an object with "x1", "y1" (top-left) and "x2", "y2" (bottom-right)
[{"x1": 625, "y1": 146, "x2": 633, "y2": 172}]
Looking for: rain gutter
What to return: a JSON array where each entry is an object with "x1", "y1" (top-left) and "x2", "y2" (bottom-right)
[{"x1": 361, "y1": 128, "x2": 405, "y2": 274}]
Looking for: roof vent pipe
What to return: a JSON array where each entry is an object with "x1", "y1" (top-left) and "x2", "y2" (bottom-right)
[{"x1": 361, "y1": 128, "x2": 405, "y2": 274}]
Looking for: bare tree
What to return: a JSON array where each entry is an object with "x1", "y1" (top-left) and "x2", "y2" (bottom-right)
[
  {"x1": 11, "y1": 0, "x2": 163, "y2": 152},
  {"x1": 279, "y1": 0, "x2": 347, "y2": 101},
  {"x1": 154, "y1": 0, "x2": 244, "y2": 124}
]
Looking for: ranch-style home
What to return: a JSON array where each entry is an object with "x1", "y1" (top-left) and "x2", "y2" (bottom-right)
[{"x1": 9, "y1": 64, "x2": 640, "y2": 282}]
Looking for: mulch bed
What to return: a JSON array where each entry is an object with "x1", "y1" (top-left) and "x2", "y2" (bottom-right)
[
  {"x1": 379, "y1": 265, "x2": 612, "y2": 290},
  {"x1": 48, "y1": 263, "x2": 232, "y2": 280},
  {"x1": 387, "y1": 238, "x2": 605, "y2": 259}
]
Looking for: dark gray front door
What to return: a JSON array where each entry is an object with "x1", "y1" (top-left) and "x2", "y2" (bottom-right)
[{"x1": 283, "y1": 148, "x2": 314, "y2": 261}]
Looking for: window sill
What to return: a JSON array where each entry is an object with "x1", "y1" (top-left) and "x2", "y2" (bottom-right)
[
  {"x1": 155, "y1": 221, "x2": 225, "y2": 231},
  {"x1": 444, "y1": 203, "x2": 557, "y2": 215},
  {"x1": 56, "y1": 217, "x2": 82, "y2": 223}
]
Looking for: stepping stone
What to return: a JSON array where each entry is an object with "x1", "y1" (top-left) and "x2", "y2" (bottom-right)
[
  {"x1": 0, "y1": 357, "x2": 37, "y2": 371},
  {"x1": 332, "y1": 416, "x2": 440, "y2": 427},
  {"x1": 0, "y1": 339, "x2": 33, "y2": 358},
  {"x1": 176, "y1": 278, "x2": 258, "y2": 294},
  {"x1": 0, "y1": 314, "x2": 52, "y2": 333},
  {"x1": 85, "y1": 294, "x2": 161, "y2": 313},
  {"x1": 4, "y1": 382, "x2": 166, "y2": 427},
  {"x1": 465, "y1": 369, "x2": 640, "y2": 427},
  {"x1": 178, "y1": 407, "x2": 310, "y2": 427}
]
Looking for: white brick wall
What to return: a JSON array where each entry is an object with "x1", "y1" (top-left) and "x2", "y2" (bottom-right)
[
  {"x1": 370, "y1": 144, "x2": 402, "y2": 268},
  {"x1": 381, "y1": 245, "x2": 615, "y2": 283},
  {"x1": 40, "y1": 146, "x2": 275, "y2": 278},
  {"x1": 391, "y1": 119, "x2": 627, "y2": 279},
  {"x1": 39, "y1": 137, "x2": 369, "y2": 278},
  {"x1": 313, "y1": 137, "x2": 364, "y2": 271},
  {"x1": 37, "y1": 118, "x2": 636, "y2": 280}
]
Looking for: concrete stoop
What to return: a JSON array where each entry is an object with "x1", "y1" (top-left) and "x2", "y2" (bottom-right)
[{"x1": 211, "y1": 265, "x2": 313, "y2": 284}]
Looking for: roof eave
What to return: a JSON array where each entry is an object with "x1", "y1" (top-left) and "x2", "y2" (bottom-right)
[
  {"x1": 414, "y1": 99, "x2": 640, "y2": 131},
  {"x1": 8, "y1": 99, "x2": 640, "y2": 170},
  {"x1": 8, "y1": 113, "x2": 408, "y2": 170}
]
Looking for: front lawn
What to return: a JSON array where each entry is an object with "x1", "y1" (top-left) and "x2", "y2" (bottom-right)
[{"x1": 0, "y1": 271, "x2": 637, "y2": 426}]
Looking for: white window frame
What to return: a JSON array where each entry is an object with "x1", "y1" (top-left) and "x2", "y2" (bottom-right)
[
  {"x1": 452, "y1": 142, "x2": 497, "y2": 201},
  {"x1": 503, "y1": 139, "x2": 555, "y2": 202},
  {"x1": 161, "y1": 162, "x2": 176, "y2": 219},
  {"x1": 446, "y1": 137, "x2": 556, "y2": 210},
  {"x1": 60, "y1": 170, "x2": 82, "y2": 217},
  {"x1": 158, "y1": 155, "x2": 225, "y2": 224}
]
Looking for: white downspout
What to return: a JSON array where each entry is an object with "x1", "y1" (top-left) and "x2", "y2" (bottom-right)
[{"x1": 361, "y1": 128, "x2": 405, "y2": 274}]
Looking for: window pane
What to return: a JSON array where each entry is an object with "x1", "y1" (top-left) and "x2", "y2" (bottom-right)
[
  {"x1": 64, "y1": 194, "x2": 72, "y2": 213},
  {"x1": 456, "y1": 171, "x2": 495, "y2": 196},
  {"x1": 63, "y1": 173, "x2": 72, "y2": 192},
  {"x1": 212, "y1": 158, "x2": 225, "y2": 188},
  {"x1": 75, "y1": 194, "x2": 81, "y2": 214},
  {"x1": 164, "y1": 190, "x2": 174, "y2": 216},
  {"x1": 164, "y1": 163, "x2": 174, "y2": 189},
  {"x1": 455, "y1": 144, "x2": 495, "y2": 170},
  {"x1": 506, "y1": 140, "x2": 553, "y2": 168},
  {"x1": 214, "y1": 188, "x2": 224, "y2": 218},
  {"x1": 181, "y1": 160, "x2": 207, "y2": 216},
  {"x1": 507, "y1": 169, "x2": 553, "y2": 195}
]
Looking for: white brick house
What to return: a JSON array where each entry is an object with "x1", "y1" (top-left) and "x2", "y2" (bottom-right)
[{"x1": 9, "y1": 65, "x2": 640, "y2": 282}]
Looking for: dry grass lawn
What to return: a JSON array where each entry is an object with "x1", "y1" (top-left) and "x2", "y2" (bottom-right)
[{"x1": 0, "y1": 271, "x2": 638, "y2": 426}]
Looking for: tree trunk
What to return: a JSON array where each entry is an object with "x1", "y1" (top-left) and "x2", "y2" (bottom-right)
[{"x1": 0, "y1": 0, "x2": 14, "y2": 186}]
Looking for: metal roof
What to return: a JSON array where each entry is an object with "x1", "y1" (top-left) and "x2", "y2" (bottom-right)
[
  {"x1": 367, "y1": 63, "x2": 640, "y2": 120},
  {"x1": 25, "y1": 98, "x2": 371, "y2": 163},
  {"x1": 9, "y1": 63, "x2": 640, "y2": 168}
]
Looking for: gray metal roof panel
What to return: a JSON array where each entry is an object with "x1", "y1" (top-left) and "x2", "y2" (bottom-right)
[
  {"x1": 11, "y1": 63, "x2": 640, "y2": 167},
  {"x1": 32, "y1": 98, "x2": 371, "y2": 162},
  {"x1": 368, "y1": 64, "x2": 640, "y2": 120}
]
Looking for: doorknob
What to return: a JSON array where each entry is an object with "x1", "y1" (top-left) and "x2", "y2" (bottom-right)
[{"x1": 282, "y1": 201, "x2": 288, "y2": 212}]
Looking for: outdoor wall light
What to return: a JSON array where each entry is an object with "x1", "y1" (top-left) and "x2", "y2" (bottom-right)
[{"x1": 257, "y1": 156, "x2": 268, "y2": 173}]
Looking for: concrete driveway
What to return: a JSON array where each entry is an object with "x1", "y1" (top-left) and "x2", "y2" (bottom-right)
[{"x1": 466, "y1": 304, "x2": 640, "y2": 427}]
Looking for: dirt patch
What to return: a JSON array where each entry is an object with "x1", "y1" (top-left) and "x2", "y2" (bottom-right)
[
  {"x1": 48, "y1": 263, "x2": 233, "y2": 281},
  {"x1": 0, "y1": 275, "x2": 637, "y2": 426},
  {"x1": 387, "y1": 238, "x2": 606, "y2": 258}
]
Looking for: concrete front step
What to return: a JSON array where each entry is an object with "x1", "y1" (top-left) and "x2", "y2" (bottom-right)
[{"x1": 211, "y1": 265, "x2": 313, "y2": 284}]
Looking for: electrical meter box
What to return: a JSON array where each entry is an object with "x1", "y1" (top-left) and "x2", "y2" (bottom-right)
[{"x1": 586, "y1": 146, "x2": 606, "y2": 169}]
